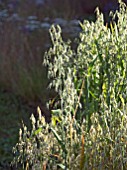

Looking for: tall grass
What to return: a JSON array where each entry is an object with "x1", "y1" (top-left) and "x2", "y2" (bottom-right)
[
  {"x1": 12, "y1": 1, "x2": 127, "y2": 169},
  {"x1": 17, "y1": 0, "x2": 85, "y2": 19},
  {"x1": 0, "y1": 21, "x2": 49, "y2": 103},
  {"x1": 0, "y1": 0, "x2": 86, "y2": 105}
]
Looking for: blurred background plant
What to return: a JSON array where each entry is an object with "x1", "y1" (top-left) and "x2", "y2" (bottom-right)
[{"x1": 12, "y1": 1, "x2": 127, "y2": 169}]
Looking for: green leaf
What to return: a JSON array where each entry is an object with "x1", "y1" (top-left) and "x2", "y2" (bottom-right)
[
  {"x1": 51, "y1": 127, "x2": 62, "y2": 142},
  {"x1": 51, "y1": 109, "x2": 62, "y2": 115},
  {"x1": 119, "y1": 94, "x2": 125, "y2": 107},
  {"x1": 51, "y1": 115, "x2": 61, "y2": 126},
  {"x1": 51, "y1": 127, "x2": 67, "y2": 153},
  {"x1": 34, "y1": 127, "x2": 42, "y2": 135},
  {"x1": 57, "y1": 164, "x2": 66, "y2": 169}
]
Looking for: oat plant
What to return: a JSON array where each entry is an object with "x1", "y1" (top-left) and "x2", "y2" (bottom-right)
[{"x1": 12, "y1": 1, "x2": 127, "y2": 169}]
